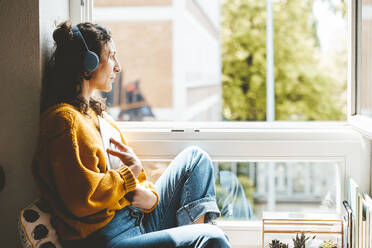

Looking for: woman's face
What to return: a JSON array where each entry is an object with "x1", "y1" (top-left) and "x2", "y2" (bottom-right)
[{"x1": 89, "y1": 39, "x2": 121, "y2": 92}]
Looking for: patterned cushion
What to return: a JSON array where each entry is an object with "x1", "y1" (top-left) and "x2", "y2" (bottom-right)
[{"x1": 18, "y1": 199, "x2": 62, "y2": 248}]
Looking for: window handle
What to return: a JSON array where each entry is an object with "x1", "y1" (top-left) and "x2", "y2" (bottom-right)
[{"x1": 171, "y1": 129, "x2": 200, "y2": 133}]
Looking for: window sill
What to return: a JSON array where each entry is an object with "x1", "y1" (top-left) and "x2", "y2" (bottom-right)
[
  {"x1": 118, "y1": 121, "x2": 348, "y2": 130},
  {"x1": 349, "y1": 114, "x2": 372, "y2": 139},
  {"x1": 217, "y1": 220, "x2": 261, "y2": 248},
  {"x1": 118, "y1": 121, "x2": 358, "y2": 142}
]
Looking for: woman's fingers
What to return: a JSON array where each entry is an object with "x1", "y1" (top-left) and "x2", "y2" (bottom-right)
[
  {"x1": 107, "y1": 141, "x2": 142, "y2": 177},
  {"x1": 106, "y1": 148, "x2": 131, "y2": 160},
  {"x1": 109, "y1": 137, "x2": 129, "y2": 152}
]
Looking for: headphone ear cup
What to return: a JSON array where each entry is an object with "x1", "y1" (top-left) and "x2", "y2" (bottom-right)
[{"x1": 83, "y1": 50, "x2": 99, "y2": 72}]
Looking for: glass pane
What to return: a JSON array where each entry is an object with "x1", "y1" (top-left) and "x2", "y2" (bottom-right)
[
  {"x1": 360, "y1": 0, "x2": 372, "y2": 116},
  {"x1": 143, "y1": 160, "x2": 339, "y2": 220},
  {"x1": 93, "y1": 1, "x2": 347, "y2": 121},
  {"x1": 267, "y1": 0, "x2": 347, "y2": 121}
]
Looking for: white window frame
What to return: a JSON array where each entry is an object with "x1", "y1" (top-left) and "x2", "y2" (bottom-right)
[
  {"x1": 347, "y1": 0, "x2": 372, "y2": 138},
  {"x1": 69, "y1": 0, "x2": 93, "y2": 25},
  {"x1": 70, "y1": 1, "x2": 371, "y2": 247},
  {"x1": 120, "y1": 122, "x2": 369, "y2": 248}
]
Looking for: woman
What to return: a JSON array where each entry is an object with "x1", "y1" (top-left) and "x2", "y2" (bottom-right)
[{"x1": 32, "y1": 21, "x2": 230, "y2": 248}]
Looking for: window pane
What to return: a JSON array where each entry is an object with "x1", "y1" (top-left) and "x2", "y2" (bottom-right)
[
  {"x1": 94, "y1": 1, "x2": 347, "y2": 121},
  {"x1": 359, "y1": 0, "x2": 372, "y2": 117},
  {"x1": 143, "y1": 160, "x2": 339, "y2": 220}
]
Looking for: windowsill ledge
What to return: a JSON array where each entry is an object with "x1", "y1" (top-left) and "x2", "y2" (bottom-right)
[
  {"x1": 349, "y1": 114, "x2": 372, "y2": 139},
  {"x1": 217, "y1": 220, "x2": 261, "y2": 230},
  {"x1": 217, "y1": 220, "x2": 262, "y2": 248},
  {"x1": 118, "y1": 121, "x2": 349, "y2": 131}
]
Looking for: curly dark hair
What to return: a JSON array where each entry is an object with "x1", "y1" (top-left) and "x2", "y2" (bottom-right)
[{"x1": 41, "y1": 21, "x2": 112, "y2": 115}]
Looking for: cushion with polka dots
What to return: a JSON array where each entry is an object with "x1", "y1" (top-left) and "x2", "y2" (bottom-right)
[{"x1": 18, "y1": 199, "x2": 62, "y2": 248}]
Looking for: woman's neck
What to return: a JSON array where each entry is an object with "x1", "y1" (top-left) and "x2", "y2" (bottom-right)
[{"x1": 80, "y1": 80, "x2": 95, "y2": 102}]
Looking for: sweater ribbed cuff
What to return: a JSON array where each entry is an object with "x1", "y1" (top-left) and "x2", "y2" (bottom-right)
[
  {"x1": 116, "y1": 166, "x2": 137, "y2": 194},
  {"x1": 142, "y1": 189, "x2": 159, "y2": 213}
]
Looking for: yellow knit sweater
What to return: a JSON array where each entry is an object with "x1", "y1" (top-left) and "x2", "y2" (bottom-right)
[{"x1": 32, "y1": 103, "x2": 158, "y2": 240}]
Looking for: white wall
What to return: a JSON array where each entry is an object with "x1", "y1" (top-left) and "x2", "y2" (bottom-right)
[
  {"x1": 183, "y1": 11, "x2": 220, "y2": 86},
  {"x1": 0, "y1": 0, "x2": 69, "y2": 246},
  {"x1": 195, "y1": 0, "x2": 220, "y2": 29}
]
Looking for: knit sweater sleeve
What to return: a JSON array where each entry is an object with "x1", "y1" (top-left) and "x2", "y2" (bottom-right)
[
  {"x1": 102, "y1": 111, "x2": 159, "y2": 213},
  {"x1": 136, "y1": 169, "x2": 159, "y2": 213},
  {"x1": 44, "y1": 111, "x2": 137, "y2": 217}
]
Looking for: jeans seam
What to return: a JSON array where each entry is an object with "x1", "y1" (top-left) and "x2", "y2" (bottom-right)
[
  {"x1": 184, "y1": 151, "x2": 205, "y2": 205},
  {"x1": 156, "y1": 148, "x2": 208, "y2": 228},
  {"x1": 157, "y1": 169, "x2": 190, "y2": 229},
  {"x1": 181, "y1": 149, "x2": 209, "y2": 223}
]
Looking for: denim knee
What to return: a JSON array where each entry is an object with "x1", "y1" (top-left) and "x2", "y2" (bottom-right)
[
  {"x1": 174, "y1": 146, "x2": 219, "y2": 225},
  {"x1": 183, "y1": 146, "x2": 214, "y2": 173},
  {"x1": 200, "y1": 225, "x2": 230, "y2": 248},
  {"x1": 184, "y1": 145, "x2": 208, "y2": 157}
]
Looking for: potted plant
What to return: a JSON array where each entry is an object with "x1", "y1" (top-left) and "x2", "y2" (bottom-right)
[
  {"x1": 292, "y1": 233, "x2": 316, "y2": 248},
  {"x1": 319, "y1": 240, "x2": 337, "y2": 248},
  {"x1": 268, "y1": 239, "x2": 289, "y2": 248}
]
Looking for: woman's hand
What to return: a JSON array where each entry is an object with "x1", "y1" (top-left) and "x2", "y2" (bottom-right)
[
  {"x1": 131, "y1": 185, "x2": 157, "y2": 211},
  {"x1": 106, "y1": 138, "x2": 143, "y2": 177}
]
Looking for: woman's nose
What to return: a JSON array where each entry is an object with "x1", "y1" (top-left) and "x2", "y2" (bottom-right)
[{"x1": 114, "y1": 63, "x2": 121, "y2": 73}]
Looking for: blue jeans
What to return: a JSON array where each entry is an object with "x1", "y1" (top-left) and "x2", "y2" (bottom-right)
[{"x1": 61, "y1": 146, "x2": 230, "y2": 248}]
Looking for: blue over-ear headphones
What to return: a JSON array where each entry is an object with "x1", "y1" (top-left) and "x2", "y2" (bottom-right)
[{"x1": 72, "y1": 25, "x2": 99, "y2": 72}]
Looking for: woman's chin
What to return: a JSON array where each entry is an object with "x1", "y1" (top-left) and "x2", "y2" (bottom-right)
[{"x1": 102, "y1": 85, "x2": 112, "y2": 92}]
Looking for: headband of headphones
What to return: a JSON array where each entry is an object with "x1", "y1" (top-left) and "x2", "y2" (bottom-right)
[{"x1": 72, "y1": 26, "x2": 99, "y2": 72}]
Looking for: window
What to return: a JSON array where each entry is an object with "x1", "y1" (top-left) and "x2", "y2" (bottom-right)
[
  {"x1": 123, "y1": 126, "x2": 366, "y2": 247},
  {"x1": 359, "y1": 0, "x2": 372, "y2": 117},
  {"x1": 145, "y1": 160, "x2": 340, "y2": 220},
  {"x1": 91, "y1": 0, "x2": 347, "y2": 122},
  {"x1": 349, "y1": 0, "x2": 372, "y2": 137},
  {"x1": 70, "y1": 1, "x2": 370, "y2": 247}
]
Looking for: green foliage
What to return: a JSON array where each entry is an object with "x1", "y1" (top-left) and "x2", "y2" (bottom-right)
[
  {"x1": 269, "y1": 239, "x2": 289, "y2": 248},
  {"x1": 292, "y1": 233, "x2": 316, "y2": 248},
  {"x1": 319, "y1": 240, "x2": 338, "y2": 248},
  {"x1": 320, "y1": 0, "x2": 347, "y2": 17},
  {"x1": 222, "y1": 0, "x2": 347, "y2": 121}
]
